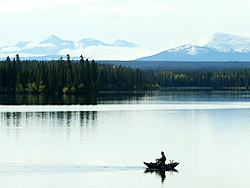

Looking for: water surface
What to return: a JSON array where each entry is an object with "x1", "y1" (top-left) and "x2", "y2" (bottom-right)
[{"x1": 1, "y1": 91, "x2": 250, "y2": 188}]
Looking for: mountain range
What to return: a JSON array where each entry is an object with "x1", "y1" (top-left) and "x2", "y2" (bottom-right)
[
  {"x1": 1, "y1": 33, "x2": 250, "y2": 61},
  {"x1": 137, "y1": 33, "x2": 250, "y2": 61},
  {"x1": 0, "y1": 35, "x2": 139, "y2": 60}
]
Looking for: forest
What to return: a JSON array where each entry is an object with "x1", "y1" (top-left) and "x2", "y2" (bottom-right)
[{"x1": 1, "y1": 54, "x2": 250, "y2": 94}]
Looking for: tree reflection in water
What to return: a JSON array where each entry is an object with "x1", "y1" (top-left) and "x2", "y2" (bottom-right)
[{"x1": 0, "y1": 111, "x2": 98, "y2": 128}]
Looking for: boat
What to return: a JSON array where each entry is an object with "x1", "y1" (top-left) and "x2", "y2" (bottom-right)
[{"x1": 144, "y1": 161, "x2": 179, "y2": 171}]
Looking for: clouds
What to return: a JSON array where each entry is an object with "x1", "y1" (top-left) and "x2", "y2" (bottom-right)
[
  {"x1": 1, "y1": 0, "x2": 250, "y2": 54},
  {"x1": 0, "y1": 0, "x2": 46, "y2": 13},
  {"x1": 59, "y1": 45, "x2": 158, "y2": 60},
  {"x1": 0, "y1": 34, "x2": 159, "y2": 60},
  {"x1": 0, "y1": 46, "x2": 21, "y2": 53},
  {"x1": 0, "y1": 0, "x2": 180, "y2": 18},
  {"x1": 24, "y1": 42, "x2": 56, "y2": 49},
  {"x1": 90, "y1": 0, "x2": 181, "y2": 18},
  {"x1": 0, "y1": 0, "x2": 182, "y2": 50},
  {"x1": 0, "y1": 44, "x2": 158, "y2": 61}
]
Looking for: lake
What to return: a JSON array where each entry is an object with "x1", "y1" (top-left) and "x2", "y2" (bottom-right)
[{"x1": 1, "y1": 90, "x2": 250, "y2": 188}]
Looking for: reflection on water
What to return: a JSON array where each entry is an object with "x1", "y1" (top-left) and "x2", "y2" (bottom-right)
[
  {"x1": 144, "y1": 169, "x2": 178, "y2": 183},
  {"x1": 2, "y1": 91, "x2": 250, "y2": 188},
  {"x1": 1, "y1": 90, "x2": 250, "y2": 105},
  {"x1": 0, "y1": 94, "x2": 98, "y2": 105},
  {"x1": 0, "y1": 92, "x2": 151, "y2": 105},
  {"x1": 0, "y1": 111, "x2": 97, "y2": 128}
]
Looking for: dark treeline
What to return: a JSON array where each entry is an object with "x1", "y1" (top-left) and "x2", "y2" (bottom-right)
[
  {"x1": 0, "y1": 54, "x2": 99, "y2": 94},
  {"x1": 100, "y1": 68, "x2": 250, "y2": 90},
  {"x1": 1, "y1": 54, "x2": 250, "y2": 94},
  {"x1": 153, "y1": 70, "x2": 250, "y2": 89}
]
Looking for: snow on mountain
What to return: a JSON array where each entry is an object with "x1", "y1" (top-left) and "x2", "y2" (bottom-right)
[
  {"x1": 137, "y1": 45, "x2": 222, "y2": 61},
  {"x1": 77, "y1": 38, "x2": 109, "y2": 48},
  {"x1": 21, "y1": 35, "x2": 76, "y2": 55},
  {"x1": 111, "y1": 39, "x2": 139, "y2": 48},
  {"x1": 0, "y1": 35, "x2": 139, "y2": 60},
  {"x1": 3, "y1": 33, "x2": 250, "y2": 61},
  {"x1": 40, "y1": 35, "x2": 75, "y2": 49},
  {"x1": 77, "y1": 38, "x2": 138, "y2": 48},
  {"x1": 137, "y1": 33, "x2": 250, "y2": 61},
  {"x1": 166, "y1": 44, "x2": 205, "y2": 55},
  {"x1": 15, "y1": 41, "x2": 30, "y2": 48},
  {"x1": 204, "y1": 33, "x2": 250, "y2": 53}
]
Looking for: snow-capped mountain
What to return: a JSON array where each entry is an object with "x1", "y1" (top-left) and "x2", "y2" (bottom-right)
[
  {"x1": 111, "y1": 40, "x2": 139, "y2": 48},
  {"x1": 77, "y1": 38, "x2": 139, "y2": 48},
  {"x1": 15, "y1": 41, "x2": 29, "y2": 48},
  {"x1": 40, "y1": 35, "x2": 75, "y2": 49},
  {"x1": 2, "y1": 33, "x2": 250, "y2": 61},
  {"x1": 204, "y1": 33, "x2": 250, "y2": 53},
  {"x1": 19, "y1": 35, "x2": 76, "y2": 55},
  {"x1": 137, "y1": 33, "x2": 250, "y2": 61},
  {"x1": 0, "y1": 35, "x2": 139, "y2": 60},
  {"x1": 78, "y1": 38, "x2": 109, "y2": 48}
]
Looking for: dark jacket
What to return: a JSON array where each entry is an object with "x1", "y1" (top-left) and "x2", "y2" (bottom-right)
[
  {"x1": 156, "y1": 153, "x2": 166, "y2": 164},
  {"x1": 159, "y1": 154, "x2": 166, "y2": 164}
]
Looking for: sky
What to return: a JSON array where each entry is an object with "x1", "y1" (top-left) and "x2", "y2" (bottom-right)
[{"x1": 1, "y1": 0, "x2": 250, "y2": 58}]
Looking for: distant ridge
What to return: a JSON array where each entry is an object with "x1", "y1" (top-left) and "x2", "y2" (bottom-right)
[
  {"x1": 137, "y1": 33, "x2": 250, "y2": 61},
  {"x1": 0, "y1": 35, "x2": 139, "y2": 60},
  {"x1": 2, "y1": 33, "x2": 250, "y2": 61}
]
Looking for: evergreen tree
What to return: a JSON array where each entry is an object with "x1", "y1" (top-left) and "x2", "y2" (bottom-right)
[
  {"x1": 85, "y1": 58, "x2": 91, "y2": 90},
  {"x1": 66, "y1": 54, "x2": 73, "y2": 88}
]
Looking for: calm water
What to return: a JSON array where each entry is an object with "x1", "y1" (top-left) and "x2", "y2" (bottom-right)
[{"x1": 1, "y1": 91, "x2": 250, "y2": 188}]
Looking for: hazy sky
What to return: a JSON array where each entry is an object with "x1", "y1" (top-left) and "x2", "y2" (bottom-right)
[{"x1": 1, "y1": 0, "x2": 250, "y2": 51}]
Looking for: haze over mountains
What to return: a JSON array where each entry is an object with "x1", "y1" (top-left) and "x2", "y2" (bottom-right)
[{"x1": 1, "y1": 33, "x2": 250, "y2": 61}]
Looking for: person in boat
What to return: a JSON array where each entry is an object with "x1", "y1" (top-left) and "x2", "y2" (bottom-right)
[{"x1": 155, "y1": 151, "x2": 166, "y2": 166}]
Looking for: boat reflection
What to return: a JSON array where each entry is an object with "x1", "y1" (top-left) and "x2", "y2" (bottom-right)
[{"x1": 144, "y1": 168, "x2": 179, "y2": 183}]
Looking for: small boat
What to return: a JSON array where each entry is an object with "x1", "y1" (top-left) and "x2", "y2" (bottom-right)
[{"x1": 144, "y1": 161, "x2": 179, "y2": 171}]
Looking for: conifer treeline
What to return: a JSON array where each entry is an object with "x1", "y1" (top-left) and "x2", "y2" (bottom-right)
[
  {"x1": 0, "y1": 54, "x2": 99, "y2": 94},
  {"x1": 153, "y1": 70, "x2": 250, "y2": 89},
  {"x1": 99, "y1": 68, "x2": 250, "y2": 90},
  {"x1": 1, "y1": 54, "x2": 250, "y2": 94}
]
